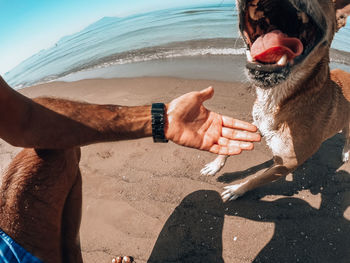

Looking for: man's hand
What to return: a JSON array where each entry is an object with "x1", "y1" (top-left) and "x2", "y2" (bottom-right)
[{"x1": 165, "y1": 86, "x2": 261, "y2": 155}]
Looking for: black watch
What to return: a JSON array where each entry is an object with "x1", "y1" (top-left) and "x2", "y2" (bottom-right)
[{"x1": 151, "y1": 103, "x2": 168, "y2": 143}]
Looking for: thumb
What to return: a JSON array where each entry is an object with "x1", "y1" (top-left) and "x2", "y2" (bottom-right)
[{"x1": 199, "y1": 86, "x2": 214, "y2": 102}]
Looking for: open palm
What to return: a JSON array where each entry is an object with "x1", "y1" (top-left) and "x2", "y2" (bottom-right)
[{"x1": 165, "y1": 87, "x2": 261, "y2": 155}]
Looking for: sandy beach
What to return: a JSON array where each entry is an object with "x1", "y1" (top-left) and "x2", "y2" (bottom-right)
[{"x1": 1, "y1": 76, "x2": 350, "y2": 263}]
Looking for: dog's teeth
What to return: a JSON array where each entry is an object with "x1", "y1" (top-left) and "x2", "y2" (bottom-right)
[
  {"x1": 298, "y1": 12, "x2": 309, "y2": 24},
  {"x1": 246, "y1": 50, "x2": 255, "y2": 62},
  {"x1": 301, "y1": 30, "x2": 307, "y2": 39},
  {"x1": 248, "y1": 1, "x2": 264, "y2": 21},
  {"x1": 277, "y1": 54, "x2": 288, "y2": 66},
  {"x1": 301, "y1": 12, "x2": 309, "y2": 23}
]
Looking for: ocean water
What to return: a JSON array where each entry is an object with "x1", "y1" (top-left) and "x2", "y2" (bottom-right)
[{"x1": 4, "y1": 3, "x2": 350, "y2": 89}]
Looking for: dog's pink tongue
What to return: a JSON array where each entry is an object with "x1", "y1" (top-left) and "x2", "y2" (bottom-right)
[{"x1": 251, "y1": 30, "x2": 304, "y2": 63}]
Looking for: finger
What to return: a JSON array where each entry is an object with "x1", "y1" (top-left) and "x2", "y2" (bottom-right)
[
  {"x1": 209, "y1": 144, "x2": 242, "y2": 155},
  {"x1": 222, "y1": 128, "x2": 261, "y2": 142},
  {"x1": 228, "y1": 146, "x2": 242, "y2": 155},
  {"x1": 199, "y1": 86, "x2": 214, "y2": 102},
  {"x1": 222, "y1": 116, "x2": 258, "y2": 132},
  {"x1": 218, "y1": 137, "x2": 254, "y2": 150},
  {"x1": 209, "y1": 144, "x2": 221, "y2": 154}
]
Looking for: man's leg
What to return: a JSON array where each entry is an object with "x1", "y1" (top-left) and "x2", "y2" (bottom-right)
[
  {"x1": 0, "y1": 147, "x2": 82, "y2": 263},
  {"x1": 62, "y1": 169, "x2": 83, "y2": 263}
]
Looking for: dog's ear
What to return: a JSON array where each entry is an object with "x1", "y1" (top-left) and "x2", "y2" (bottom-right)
[{"x1": 334, "y1": 0, "x2": 350, "y2": 30}]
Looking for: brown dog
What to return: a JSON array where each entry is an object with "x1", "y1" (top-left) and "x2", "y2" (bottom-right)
[{"x1": 201, "y1": 0, "x2": 350, "y2": 201}]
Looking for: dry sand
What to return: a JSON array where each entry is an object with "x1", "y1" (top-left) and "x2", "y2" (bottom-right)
[{"x1": 1, "y1": 77, "x2": 350, "y2": 263}]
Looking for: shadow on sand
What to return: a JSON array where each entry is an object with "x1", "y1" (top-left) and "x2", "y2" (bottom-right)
[
  {"x1": 148, "y1": 134, "x2": 350, "y2": 263},
  {"x1": 147, "y1": 189, "x2": 225, "y2": 263}
]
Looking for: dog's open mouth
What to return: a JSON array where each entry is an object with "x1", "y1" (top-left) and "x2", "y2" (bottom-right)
[{"x1": 239, "y1": 0, "x2": 325, "y2": 85}]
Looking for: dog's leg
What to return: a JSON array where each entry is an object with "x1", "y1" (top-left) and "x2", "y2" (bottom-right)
[
  {"x1": 222, "y1": 159, "x2": 293, "y2": 201},
  {"x1": 0, "y1": 147, "x2": 81, "y2": 262},
  {"x1": 342, "y1": 123, "x2": 350, "y2": 162},
  {"x1": 201, "y1": 155, "x2": 229, "y2": 176}
]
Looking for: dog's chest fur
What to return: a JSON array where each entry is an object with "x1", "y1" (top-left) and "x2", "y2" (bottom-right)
[{"x1": 252, "y1": 86, "x2": 295, "y2": 157}]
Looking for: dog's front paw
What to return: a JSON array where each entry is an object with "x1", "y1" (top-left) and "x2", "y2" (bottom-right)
[
  {"x1": 200, "y1": 163, "x2": 222, "y2": 176},
  {"x1": 221, "y1": 182, "x2": 247, "y2": 202},
  {"x1": 342, "y1": 150, "x2": 350, "y2": 163},
  {"x1": 200, "y1": 159, "x2": 224, "y2": 176}
]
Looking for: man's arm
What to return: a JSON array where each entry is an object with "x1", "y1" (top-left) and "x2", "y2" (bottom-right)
[
  {"x1": 0, "y1": 77, "x2": 260, "y2": 154},
  {"x1": 0, "y1": 77, "x2": 153, "y2": 148}
]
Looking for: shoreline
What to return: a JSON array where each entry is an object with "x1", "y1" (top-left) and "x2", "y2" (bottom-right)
[
  {"x1": 8, "y1": 41, "x2": 350, "y2": 90},
  {"x1": 53, "y1": 50, "x2": 350, "y2": 86},
  {"x1": 57, "y1": 55, "x2": 249, "y2": 84}
]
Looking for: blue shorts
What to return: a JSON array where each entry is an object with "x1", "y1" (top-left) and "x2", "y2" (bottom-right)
[{"x1": 0, "y1": 229, "x2": 42, "y2": 263}]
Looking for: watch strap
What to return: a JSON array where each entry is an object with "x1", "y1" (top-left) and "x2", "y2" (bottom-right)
[{"x1": 151, "y1": 103, "x2": 168, "y2": 143}]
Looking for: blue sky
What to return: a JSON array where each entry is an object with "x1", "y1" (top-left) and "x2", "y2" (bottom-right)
[{"x1": 0, "y1": 0, "x2": 228, "y2": 75}]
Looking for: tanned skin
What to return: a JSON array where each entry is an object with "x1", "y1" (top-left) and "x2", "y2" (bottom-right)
[{"x1": 0, "y1": 76, "x2": 260, "y2": 262}]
